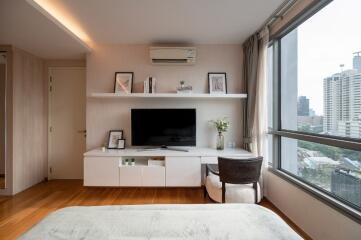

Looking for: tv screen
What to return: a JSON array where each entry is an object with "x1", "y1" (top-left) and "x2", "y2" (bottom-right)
[{"x1": 131, "y1": 109, "x2": 196, "y2": 146}]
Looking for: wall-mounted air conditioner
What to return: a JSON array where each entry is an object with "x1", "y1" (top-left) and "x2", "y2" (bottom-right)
[{"x1": 149, "y1": 47, "x2": 196, "y2": 65}]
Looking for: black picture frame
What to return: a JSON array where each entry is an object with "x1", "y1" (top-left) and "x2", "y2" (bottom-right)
[
  {"x1": 208, "y1": 72, "x2": 227, "y2": 94},
  {"x1": 107, "y1": 130, "x2": 124, "y2": 149},
  {"x1": 117, "y1": 139, "x2": 126, "y2": 149},
  {"x1": 114, "y1": 72, "x2": 134, "y2": 93}
]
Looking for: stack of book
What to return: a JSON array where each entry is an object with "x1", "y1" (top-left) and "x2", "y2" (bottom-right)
[{"x1": 144, "y1": 76, "x2": 156, "y2": 93}]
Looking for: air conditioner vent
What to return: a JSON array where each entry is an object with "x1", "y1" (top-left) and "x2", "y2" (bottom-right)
[
  {"x1": 150, "y1": 47, "x2": 196, "y2": 65},
  {"x1": 152, "y1": 59, "x2": 189, "y2": 64}
]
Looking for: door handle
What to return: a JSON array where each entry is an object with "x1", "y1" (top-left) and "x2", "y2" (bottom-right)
[{"x1": 77, "y1": 130, "x2": 87, "y2": 133}]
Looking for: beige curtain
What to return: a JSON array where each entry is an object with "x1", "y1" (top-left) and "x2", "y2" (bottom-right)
[
  {"x1": 253, "y1": 28, "x2": 269, "y2": 158},
  {"x1": 242, "y1": 28, "x2": 270, "y2": 198},
  {"x1": 242, "y1": 34, "x2": 259, "y2": 151},
  {"x1": 242, "y1": 27, "x2": 269, "y2": 154}
]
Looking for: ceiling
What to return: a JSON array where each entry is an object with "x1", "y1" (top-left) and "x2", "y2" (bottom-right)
[
  {"x1": 0, "y1": 0, "x2": 285, "y2": 59},
  {"x1": 49, "y1": 0, "x2": 284, "y2": 44},
  {"x1": 0, "y1": 0, "x2": 89, "y2": 59}
]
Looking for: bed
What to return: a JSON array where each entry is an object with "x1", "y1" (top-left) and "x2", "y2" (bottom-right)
[{"x1": 19, "y1": 204, "x2": 302, "y2": 240}]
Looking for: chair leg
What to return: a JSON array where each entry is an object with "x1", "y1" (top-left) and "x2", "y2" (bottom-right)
[
  {"x1": 203, "y1": 185, "x2": 207, "y2": 198},
  {"x1": 254, "y1": 182, "x2": 258, "y2": 204},
  {"x1": 222, "y1": 182, "x2": 226, "y2": 203}
]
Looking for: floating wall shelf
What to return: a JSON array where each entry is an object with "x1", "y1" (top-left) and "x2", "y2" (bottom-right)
[{"x1": 89, "y1": 93, "x2": 247, "y2": 99}]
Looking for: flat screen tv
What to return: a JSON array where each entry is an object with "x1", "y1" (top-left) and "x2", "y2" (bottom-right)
[{"x1": 131, "y1": 109, "x2": 196, "y2": 146}]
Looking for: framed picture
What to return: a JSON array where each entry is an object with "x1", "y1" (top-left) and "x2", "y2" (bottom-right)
[
  {"x1": 107, "y1": 130, "x2": 123, "y2": 149},
  {"x1": 114, "y1": 72, "x2": 133, "y2": 94},
  {"x1": 208, "y1": 72, "x2": 227, "y2": 94},
  {"x1": 117, "y1": 139, "x2": 125, "y2": 149}
]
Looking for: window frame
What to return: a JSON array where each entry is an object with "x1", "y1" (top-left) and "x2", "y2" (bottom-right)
[{"x1": 268, "y1": 0, "x2": 361, "y2": 223}]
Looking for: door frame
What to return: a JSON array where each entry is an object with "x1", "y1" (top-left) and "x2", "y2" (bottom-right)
[{"x1": 47, "y1": 67, "x2": 86, "y2": 180}]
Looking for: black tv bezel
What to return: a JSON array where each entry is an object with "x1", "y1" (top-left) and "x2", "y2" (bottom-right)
[{"x1": 131, "y1": 108, "x2": 196, "y2": 147}]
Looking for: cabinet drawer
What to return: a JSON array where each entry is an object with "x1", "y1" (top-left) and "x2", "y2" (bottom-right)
[
  {"x1": 142, "y1": 166, "x2": 165, "y2": 187},
  {"x1": 119, "y1": 166, "x2": 142, "y2": 186},
  {"x1": 84, "y1": 157, "x2": 119, "y2": 186},
  {"x1": 166, "y1": 157, "x2": 201, "y2": 187}
]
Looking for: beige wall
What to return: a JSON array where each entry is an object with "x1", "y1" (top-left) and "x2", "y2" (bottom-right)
[
  {"x1": 265, "y1": 171, "x2": 361, "y2": 240},
  {"x1": 0, "y1": 50, "x2": 85, "y2": 195},
  {"x1": 86, "y1": 44, "x2": 244, "y2": 149},
  {"x1": 12, "y1": 47, "x2": 47, "y2": 194}
]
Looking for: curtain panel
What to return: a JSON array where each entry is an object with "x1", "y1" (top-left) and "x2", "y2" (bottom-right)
[
  {"x1": 242, "y1": 29, "x2": 269, "y2": 157},
  {"x1": 242, "y1": 34, "x2": 259, "y2": 152}
]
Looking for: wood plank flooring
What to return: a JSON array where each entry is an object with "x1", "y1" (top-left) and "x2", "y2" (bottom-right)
[{"x1": 0, "y1": 180, "x2": 311, "y2": 239}]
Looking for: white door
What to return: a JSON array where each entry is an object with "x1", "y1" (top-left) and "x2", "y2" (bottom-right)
[{"x1": 48, "y1": 68, "x2": 86, "y2": 179}]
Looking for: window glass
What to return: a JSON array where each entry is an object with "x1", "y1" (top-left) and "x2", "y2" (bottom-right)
[
  {"x1": 280, "y1": 0, "x2": 361, "y2": 139},
  {"x1": 281, "y1": 137, "x2": 361, "y2": 209},
  {"x1": 267, "y1": 45, "x2": 273, "y2": 165}
]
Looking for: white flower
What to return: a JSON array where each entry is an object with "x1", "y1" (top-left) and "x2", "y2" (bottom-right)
[{"x1": 209, "y1": 117, "x2": 230, "y2": 133}]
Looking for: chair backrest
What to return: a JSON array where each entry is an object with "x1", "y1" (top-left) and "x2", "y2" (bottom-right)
[{"x1": 218, "y1": 157, "x2": 263, "y2": 184}]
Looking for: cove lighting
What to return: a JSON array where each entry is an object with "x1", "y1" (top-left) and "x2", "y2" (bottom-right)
[{"x1": 26, "y1": 0, "x2": 92, "y2": 50}]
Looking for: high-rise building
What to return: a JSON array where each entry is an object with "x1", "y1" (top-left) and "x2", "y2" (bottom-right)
[
  {"x1": 323, "y1": 68, "x2": 361, "y2": 137},
  {"x1": 323, "y1": 73, "x2": 341, "y2": 134},
  {"x1": 297, "y1": 96, "x2": 309, "y2": 116},
  {"x1": 353, "y1": 52, "x2": 361, "y2": 73}
]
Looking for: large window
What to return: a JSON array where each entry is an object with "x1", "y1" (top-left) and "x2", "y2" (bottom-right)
[{"x1": 270, "y1": 0, "x2": 361, "y2": 218}]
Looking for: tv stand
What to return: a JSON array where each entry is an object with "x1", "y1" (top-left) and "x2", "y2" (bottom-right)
[{"x1": 84, "y1": 147, "x2": 253, "y2": 187}]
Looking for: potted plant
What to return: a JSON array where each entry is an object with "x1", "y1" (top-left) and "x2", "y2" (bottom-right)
[{"x1": 210, "y1": 118, "x2": 230, "y2": 150}]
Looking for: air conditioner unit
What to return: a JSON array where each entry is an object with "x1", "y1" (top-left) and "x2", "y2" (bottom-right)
[{"x1": 150, "y1": 47, "x2": 196, "y2": 65}]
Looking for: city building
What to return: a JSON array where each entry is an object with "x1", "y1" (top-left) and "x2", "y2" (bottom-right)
[
  {"x1": 338, "y1": 121, "x2": 361, "y2": 139},
  {"x1": 323, "y1": 67, "x2": 361, "y2": 137},
  {"x1": 297, "y1": 96, "x2": 310, "y2": 116},
  {"x1": 298, "y1": 116, "x2": 323, "y2": 133},
  {"x1": 353, "y1": 51, "x2": 361, "y2": 73},
  {"x1": 331, "y1": 169, "x2": 361, "y2": 208}
]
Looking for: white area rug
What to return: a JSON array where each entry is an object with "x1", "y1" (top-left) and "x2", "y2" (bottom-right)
[{"x1": 19, "y1": 204, "x2": 302, "y2": 240}]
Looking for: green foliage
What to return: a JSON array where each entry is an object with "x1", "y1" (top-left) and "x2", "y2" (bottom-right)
[
  {"x1": 209, "y1": 118, "x2": 230, "y2": 133},
  {"x1": 298, "y1": 125, "x2": 311, "y2": 132},
  {"x1": 299, "y1": 140, "x2": 361, "y2": 162}
]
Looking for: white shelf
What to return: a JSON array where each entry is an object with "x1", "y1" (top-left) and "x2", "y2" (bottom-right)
[
  {"x1": 89, "y1": 93, "x2": 247, "y2": 99},
  {"x1": 84, "y1": 148, "x2": 253, "y2": 158}
]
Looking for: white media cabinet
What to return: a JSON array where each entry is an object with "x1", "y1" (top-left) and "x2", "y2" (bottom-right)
[{"x1": 84, "y1": 147, "x2": 253, "y2": 187}]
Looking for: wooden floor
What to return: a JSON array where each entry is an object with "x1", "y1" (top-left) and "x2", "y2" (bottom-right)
[{"x1": 0, "y1": 180, "x2": 311, "y2": 239}]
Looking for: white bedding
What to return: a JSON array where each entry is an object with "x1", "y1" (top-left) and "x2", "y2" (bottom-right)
[{"x1": 19, "y1": 204, "x2": 302, "y2": 240}]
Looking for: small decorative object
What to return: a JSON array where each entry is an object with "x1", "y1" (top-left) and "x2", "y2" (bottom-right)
[
  {"x1": 131, "y1": 158, "x2": 135, "y2": 166},
  {"x1": 144, "y1": 76, "x2": 156, "y2": 93},
  {"x1": 114, "y1": 72, "x2": 133, "y2": 93},
  {"x1": 101, "y1": 146, "x2": 106, "y2": 152},
  {"x1": 107, "y1": 130, "x2": 123, "y2": 149},
  {"x1": 124, "y1": 159, "x2": 129, "y2": 166},
  {"x1": 227, "y1": 141, "x2": 236, "y2": 149},
  {"x1": 117, "y1": 139, "x2": 125, "y2": 149},
  {"x1": 210, "y1": 118, "x2": 230, "y2": 150},
  {"x1": 177, "y1": 80, "x2": 193, "y2": 93},
  {"x1": 208, "y1": 72, "x2": 227, "y2": 94}
]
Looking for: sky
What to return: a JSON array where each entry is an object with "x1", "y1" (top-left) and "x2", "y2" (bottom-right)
[{"x1": 297, "y1": 0, "x2": 361, "y2": 115}]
